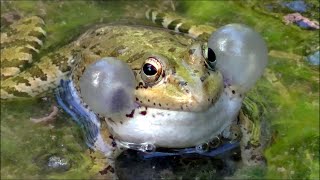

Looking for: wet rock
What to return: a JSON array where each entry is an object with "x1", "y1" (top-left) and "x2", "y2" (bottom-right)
[
  {"x1": 306, "y1": 51, "x2": 320, "y2": 65},
  {"x1": 281, "y1": 0, "x2": 308, "y2": 13},
  {"x1": 283, "y1": 13, "x2": 319, "y2": 30}
]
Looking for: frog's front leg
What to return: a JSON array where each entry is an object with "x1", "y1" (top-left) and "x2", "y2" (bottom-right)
[
  {"x1": 238, "y1": 109, "x2": 266, "y2": 166},
  {"x1": 89, "y1": 126, "x2": 124, "y2": 179}
]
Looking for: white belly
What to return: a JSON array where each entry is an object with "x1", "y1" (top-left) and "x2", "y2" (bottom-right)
[{"x1": 106, "y1": 90, "x2": 243, "y2": 148}]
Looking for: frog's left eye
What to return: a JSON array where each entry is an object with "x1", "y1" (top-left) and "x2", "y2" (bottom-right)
[
  {"x1": 202, "y1": 44, "x2": 216, "y2": 70},
  {"x1": 141, "y1": 57, "x2": 163, "y2": 85}
]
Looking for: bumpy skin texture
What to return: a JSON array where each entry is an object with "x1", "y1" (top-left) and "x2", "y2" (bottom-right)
[{"x1": 1, "y1": 9, "x2": 267, "y2": 178}]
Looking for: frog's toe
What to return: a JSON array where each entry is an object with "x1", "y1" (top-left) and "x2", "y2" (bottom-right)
[
  {"x1": 79, "y1": 57, "x2": 136, "y2": 117},
  {"x1": 208, "y1": 24, "x2": 268, "y2": 93}
]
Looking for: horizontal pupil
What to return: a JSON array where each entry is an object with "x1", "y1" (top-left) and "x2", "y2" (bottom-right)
[{"x1": 143, "y1": 63, "x2": 157, "y2": 76}]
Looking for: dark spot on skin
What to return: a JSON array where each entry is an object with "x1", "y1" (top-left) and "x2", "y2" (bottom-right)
[
  {"x1": 153, "y1": 103, "x2": 156, "y2": 105},
  {"x1": 140, "y1": 100, "x2": 143, "y2": 103},
  {"x1": 109, "y1": 135, "x2": 114, "y2": 140},
  {"x1": 89, "y1": 43, "x2": 99, "y2": 50},
  {"x1": 167, "y1": 19, "x2": 182, "y2": 30},
  {"x1": 245, "y1": 143, "x2": 252, "y2": 150},
  {"x1": 188, "y1": 49, "x2": 195, "y2": 55},
  {"x1": 208, "y1": 98, "x2": 210, "y2": 101},
  {"x1": 99, "y1": 165, "x2": 115, "y2": 175},
  {"x1": 148, "y1": 99, "x2": 150, "y2": 102},
  {"x1": 162, "y1": 71, "x2": 166, "y2": 78},
  {"x1": 11, "y1": 76, "x2": 31, "y2": 86},
  {"x1": 180, "y1": 106, "x2": 183, "y2": 110},
  {"x1": 120, "y1": 121, "x2": 123, "y2": 124},
  {"x1": 138, "y1": 82, "x2": 143, "y2": 87},
  {"x1": 178, "y1": 23, "x2": 192, "y2": 33},
  {"x1": 136, "y1": 97, "x2": 139, "y2": 101},
  {"x1": 179, "y1": 81, "x2": 187, "y2": 86},
  {"x1": 172, "y1": 67, "x2": 176, "y2": 75},
  {"x1": 125, "y1": 109, "x2": 135, "y2": 118},
  {"x1": 200, "y1": 76, "x2": 206, "y2": 82},
  {"x1": 49, "y1": 52, "x2": 71, "y2": 73},
  {"x1": 29, "y1": 65, "x2": 48, "y2": 81},
  {"x1": 140, "y1": 111, "x2": 147, "y2": 115},
  {"x1": 152, "y1": 114, "x2": 155, "y2": 118},
  {"x1": 111, "y1": 141, "x2": 117, "y2": 147},
  {"x1": 240, "y1": 94, "x2": 242, "y2": 97},
  {"x1": 185, "y1": 89, "x2": 189, "y2": 93},
  {"x1": 250, "y1": 155, "x2": 257, "y2": 160},
  {"x1": 155, "y1": 13, "x2": 165, "y2": 25},
  {"x1": 107, "y1": 118, "x2": 115, "y2": 123},
  {"x1": 207, "y1": 71, "x2": 210, "y2": 75},
  {"x1": 168, "y1": 47, "x2": 176, "y2": 52},
  {"x1": 110, "y1": 45, "x2": 126, "y2": 57},
  {"x1": 159, "y1": 103, "x2": 161, "y2": 107},
  {"x1": 94, "y1": 50, "x2": 102, "y2": 55},
  {"x1": 197, "y1": 32, "x2": 211, "y2": 41},
  {"x1": 2, "y1": 86, "x2": 31, "y2": 97},
  {"x1": 232, "y1": 90, "x2": 235, "y2": 94}
]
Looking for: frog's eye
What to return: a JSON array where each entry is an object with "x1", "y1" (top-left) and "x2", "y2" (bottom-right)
[
  {"x1": 202, "y1": 44, "x2": 216, "y2": 70},
  {"x1": 141, "y1": 57, "x2": 163, "y2": 85}
]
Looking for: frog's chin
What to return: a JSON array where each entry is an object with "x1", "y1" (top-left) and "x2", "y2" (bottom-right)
[{"x1": 106, "y1": 90, "x2": 243, "y2": 148}]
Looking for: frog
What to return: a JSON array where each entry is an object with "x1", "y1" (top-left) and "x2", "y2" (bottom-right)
[{"x1": 0, "y1": 9, "x2": 268, "y2": 179}]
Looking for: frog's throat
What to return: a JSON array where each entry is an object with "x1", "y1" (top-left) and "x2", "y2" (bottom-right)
[{"x1": 106, "y1": 88, "x2": 244, "y2": 148}]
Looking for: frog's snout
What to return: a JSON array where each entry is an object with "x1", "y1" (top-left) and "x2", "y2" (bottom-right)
[{"x1": 208, "y1": 24, "x2": 268, "y2": 93}]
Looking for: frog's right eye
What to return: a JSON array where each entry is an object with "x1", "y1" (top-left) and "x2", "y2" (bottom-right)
[
  {"x1": 141, "y1": 57, "x2": 163, "y2": 85},
  {"x1": 202, "y1": 44, "x2": 216, "y2": 70}
]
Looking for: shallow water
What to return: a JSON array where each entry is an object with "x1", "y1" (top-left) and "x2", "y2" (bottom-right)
[{"x1": 1, "y1": 0, "x2": 319, "y2": 179}]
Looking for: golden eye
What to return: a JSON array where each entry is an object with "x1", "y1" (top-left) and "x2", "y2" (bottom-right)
[{"x1": 141, "y1": 57, "x2": 163, "y2": 85}]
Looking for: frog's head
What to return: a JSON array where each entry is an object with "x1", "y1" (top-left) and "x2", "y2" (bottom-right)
[
  {"x1": 131, "y1": 42, "x2": 223, "y2": 112},
  {"x1": 78, "y1": 24, "x2": 267, "y2": 118}
]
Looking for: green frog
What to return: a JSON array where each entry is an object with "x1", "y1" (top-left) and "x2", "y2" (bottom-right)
[{"x1": 1, "y1": 9, "x2": 268, "y2": 179}]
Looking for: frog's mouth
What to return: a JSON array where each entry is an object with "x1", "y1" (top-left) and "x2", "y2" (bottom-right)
[{"x1": 107, "y1": 87, "x2": 243, "y2": 148}]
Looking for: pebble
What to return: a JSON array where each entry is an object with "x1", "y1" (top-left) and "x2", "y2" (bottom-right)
[
  {"x1": 283, "y1": 13, "x2": 319, "y2": 30},
  {"x1": 282, "y1": 0, "x2": 308, "y2": 13},
  {"x1": 47, "y1": 155, "x2": 70, "y2": 172}
]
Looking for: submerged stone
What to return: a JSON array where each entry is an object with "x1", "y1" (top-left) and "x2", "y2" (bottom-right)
[
  {"x1": 281, "y1": 0, "x2": 308, "y2": 13},
  {"x1": 306, "y1": 51, "x2": 320, "y2": 65},
  {"x1": 46, "y1": 155, "x2": 71, "y2": 172}
]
